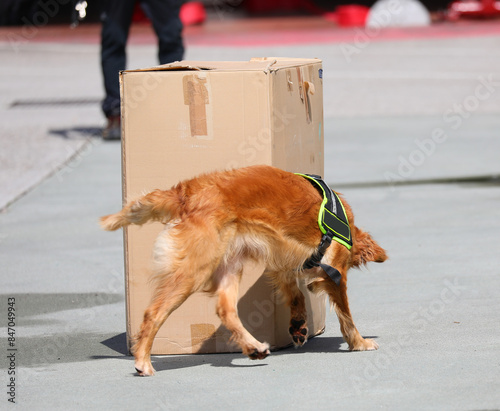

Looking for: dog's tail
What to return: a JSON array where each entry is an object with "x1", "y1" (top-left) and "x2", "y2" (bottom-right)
[{"x1": 100, "y1": 189, "x2": 181, "y2": 231}]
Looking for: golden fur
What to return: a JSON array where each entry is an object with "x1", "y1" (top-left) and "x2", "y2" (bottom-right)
[{"x1": 101, "y1": 165, "x2": 387, "y2": 376}]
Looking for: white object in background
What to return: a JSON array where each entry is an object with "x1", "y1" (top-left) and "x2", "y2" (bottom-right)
[{"x1": 366, "y1": 0, "x2": 431, "y2": 28}]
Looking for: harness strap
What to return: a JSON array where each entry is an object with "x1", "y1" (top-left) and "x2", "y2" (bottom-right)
[
  {"x1": 302, "y1": 234, "x2": 342, "y2": 285},
  {"x1": 296, "y1": 173, "x2": 352, "y2": 286},
  {"x1": 296, "y1": 173, "x2": 352, "y2": 249}
]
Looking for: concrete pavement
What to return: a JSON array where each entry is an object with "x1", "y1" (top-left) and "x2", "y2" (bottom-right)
[{"x1": 1, "y1": 17, "x2": 499, "y2": 410}]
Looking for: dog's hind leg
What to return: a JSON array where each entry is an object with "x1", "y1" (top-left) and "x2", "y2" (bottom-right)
[
  {"x1": 132, "y1": 273, "x2": 196, "y2": 376},
  {"x1": 215, "y1": 264, "x2": 270, "y2": 360},
  {"x1": 133, "y1": 218, "x2": 229, "y2": 375}
]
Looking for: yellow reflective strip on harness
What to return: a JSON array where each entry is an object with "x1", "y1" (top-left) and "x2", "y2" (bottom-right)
[
  {"x1": 323, "y1": 208, "x2": 352, "y2": 248},
  {"x1": 296, "y1": 173, "x2": 352, "y2": 250}
]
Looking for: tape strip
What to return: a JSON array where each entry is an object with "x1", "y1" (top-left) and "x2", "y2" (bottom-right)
[
  {"x1": 287, "y1": 70, "x2": 293, "y2": 92},
  {"x1": 303, "y1": 81, "x2": 313, "y2": 124},
  {"x1": 296, "y1": 68, "x2": 313, "y2": 124},
  {"x1": 183, "y1": 74, "x2": 209, "y2": 138},
  {"x1": 191, "y1": 323, "x2": 217, "y2": 352}
]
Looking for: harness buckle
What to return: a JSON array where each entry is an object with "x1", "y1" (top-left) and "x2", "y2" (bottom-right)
[{"x1": 318, "y1": 234, "x2": 332, "y2": 255}]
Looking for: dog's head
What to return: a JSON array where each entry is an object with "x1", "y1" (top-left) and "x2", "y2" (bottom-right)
[{"x1": 350, "y1": 226, "x2": 388, "y2": 268}]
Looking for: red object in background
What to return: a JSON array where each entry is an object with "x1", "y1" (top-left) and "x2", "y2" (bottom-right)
[
  {"x1": 245, "y1": 0, "x2": 305, "y2": 14},
  {"x1": 132, "y1": 2, "x2": 206, "y2": 26},
  {"x1": 448, "y1": 0, "x2": 500, "y2": 19},
  {"x1": 180, "y1": 1, "x2": 207, "y2": 26},
  {"x1": 324, "y1": 5, "x2": 370, "y2": 27},
  {"x1": 132, "y1": 4, "x2": 149, "y2": 22}
]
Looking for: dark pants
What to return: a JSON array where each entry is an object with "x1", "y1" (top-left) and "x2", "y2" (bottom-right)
[{"x1": 101, "y1": 0, "x2": 184, "y2": 117}]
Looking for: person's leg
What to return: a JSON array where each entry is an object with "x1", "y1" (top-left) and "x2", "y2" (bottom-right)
[
  {"x1": 100, "y1": 0, "x2": 136, "y2": 120},
  {"x1": 141, "y1": 0, "x2": 184, "y2": 65}
]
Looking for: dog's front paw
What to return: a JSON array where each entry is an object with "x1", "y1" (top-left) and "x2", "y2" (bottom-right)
[
  {"x1": 289, "y1": 318, "x2": 308, "y2": 347},
  {"x1": 350, "y1": 338, "x2": 379, "y2": 351},
  {"x1": 244, "y1": 342, "x2": 270, "y2": 360},
  {"x1": 135, "y1": 360, "x2": 155, "y2": 376}
]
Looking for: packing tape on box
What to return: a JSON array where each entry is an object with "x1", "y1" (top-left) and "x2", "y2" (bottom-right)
[
  {"x1": 183, "y1": 74, "x2": 209, "y2": 138},
  {"x1": 191, "y1": 323, "x2": 217, "y2": 352}
]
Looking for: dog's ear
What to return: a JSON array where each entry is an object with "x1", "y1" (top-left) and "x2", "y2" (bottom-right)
[{"x1": 351, "y1": 226, "x2": 388, "y2": 267}]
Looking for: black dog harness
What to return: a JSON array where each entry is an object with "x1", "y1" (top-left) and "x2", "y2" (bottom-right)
[{"x1": 295, "y1": 173, "x2": 353, "y2": 286}]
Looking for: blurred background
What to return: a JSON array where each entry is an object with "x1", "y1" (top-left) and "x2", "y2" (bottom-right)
[{"x1": 1, "y1": 0, "x2": 498, "y2": 26}]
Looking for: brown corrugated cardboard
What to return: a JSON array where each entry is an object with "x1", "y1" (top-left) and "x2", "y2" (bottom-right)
[{"x1": 120, "y1": 57, "x2": 327, "y2": 355}]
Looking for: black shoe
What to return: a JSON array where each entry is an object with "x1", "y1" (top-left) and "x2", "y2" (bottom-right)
[{"x1": 102, "y1": 115, "x2": 121, "y2": 140}]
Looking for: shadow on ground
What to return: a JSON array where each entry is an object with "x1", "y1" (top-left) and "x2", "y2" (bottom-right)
[
  {"x1": 49, "y1": 127, "x2": 102, "y2": 140},
  {"x1": 93, "y1": 333, "x2": 372, "y2": 375}
]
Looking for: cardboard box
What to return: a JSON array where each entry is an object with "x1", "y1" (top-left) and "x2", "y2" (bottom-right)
[{"x1": 120, "y1": 57, "x2": 327, "y2": 354}]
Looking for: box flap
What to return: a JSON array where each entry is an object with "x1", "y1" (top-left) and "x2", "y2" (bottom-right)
[{"x1": 123, "y1": 58, "x2": 322, "y2": 74}]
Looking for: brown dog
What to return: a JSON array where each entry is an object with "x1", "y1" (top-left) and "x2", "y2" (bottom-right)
[{"x1": 101, "y1": 165, "x2": 387, "y2": 376}]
